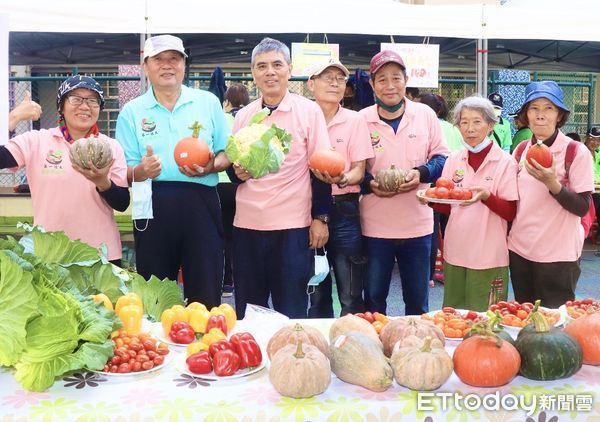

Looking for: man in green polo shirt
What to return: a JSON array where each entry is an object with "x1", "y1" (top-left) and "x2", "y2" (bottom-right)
[
  {"x1": 586, "y1": 127, "x2": 600, "y2": 226},
  {"x1": 488, "y1": 92, "x2": 512, "y2": 152}
]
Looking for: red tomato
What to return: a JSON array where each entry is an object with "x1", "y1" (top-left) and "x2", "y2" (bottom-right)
[
  {"x1": 449, "y1": 189, "x2": 463, "y2": 200},
  {"x1": 442, "y1": 307, "x2": 456, "y2": 314},
  {"x1": 460, "y1": 189, "x2": 473, "y2": 200},
  {"x1": 435, "y1": 187, "x2": 450, "y2": 199},
  {"x1": 425, "y1": 187, "x2": 438, "y2": 198},
  {"x1": 526, "y1": 143, "x2": 552, "y2": 168},
  {"x1": 141, "y1": 361, "x2": 154, "y2": 371},
  {"x1": 435, "y1": 177, "x2": 455, "y2": 190},
  {"x1": 117, "y1": 363, "x2": 131, "y2": 373}
]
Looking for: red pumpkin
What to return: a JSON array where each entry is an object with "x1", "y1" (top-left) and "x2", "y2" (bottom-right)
[
  {"x1": 564, "y1": 310, "x2": 600, "y2": 365},
  {"x1": 453, "y1": 334, "x2": 521, "y2": 387},
  {"x1": 174, "y1": 121, "x2": 211, "y2": 167},
  {"x1": 309, "y1": 149, "x2": 345, "y2": 177},
  {"x1": 525, "y1": 141, "x2": 552, "y2": 168}
]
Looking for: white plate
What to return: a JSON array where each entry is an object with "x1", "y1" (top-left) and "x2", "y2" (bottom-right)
[
  {"x1": 416, "y1": 189, "x2": 469, "y2": 205},
  {"x1": 149, "y1": 322, "x2": 196, "y2": 347},
  {"x1": 175, "y1": 358, "x2": 265, "y2": 381},
  {"x1": 500, "y1": 307, "x2": 565, "y2": 333},
  {"x1": 559, "y1": 304, "x2": 575, "y2": 323},
  {"x1": 422, "y1": 309, "x2": 486, "y2": 342},
  {"x1": 90, "y1": 352, "x2": 172, "y2": 377}
]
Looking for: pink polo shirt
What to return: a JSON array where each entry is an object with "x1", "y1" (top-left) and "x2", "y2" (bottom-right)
[
  {"x1": 358, "y1": 100, "x2": 449, "y2": 238},
  {"x1": 442, "y1": 143, "x2": 518, "y2": 269},
  {"x1": 6, "y1": 128, "x2": 128, "y2": 260},
  {"x1": 327, "y1": 107, "x2": 374, "y2": 195},
  {"x1": 232, "y1": 91, "x2": 331, "y2": 230},
  {"x1": 508, "y1": 131, "x2": 594, "y2": 262}
]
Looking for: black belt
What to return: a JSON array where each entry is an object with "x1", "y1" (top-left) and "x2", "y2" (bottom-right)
[{"x1": 332, "y1": 193, "x2": 359, "y2": 204}]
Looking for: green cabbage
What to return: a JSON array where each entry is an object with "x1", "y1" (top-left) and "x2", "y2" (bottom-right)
[{"x1": 225, "y1": 108, "x2": 292, "y2": 178}]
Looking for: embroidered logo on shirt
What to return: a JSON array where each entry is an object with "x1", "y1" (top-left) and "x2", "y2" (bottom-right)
[
  {"x1": 43, "y1": 149, "x2": 64, "y2": 173},
  {"x1": 452, "y1": 168, "x2": 465, "y2": 184},
  {"x1": 370, "y1": 130, "x2": 380, "y2": 146},
  {"x1": 141, "y1": 117, "x2": 157, "y2": 132}
]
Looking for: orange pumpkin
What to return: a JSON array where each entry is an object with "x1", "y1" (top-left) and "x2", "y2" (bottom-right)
[
  {"x1": 309, "y1": 148, "x2": 345, "y2": 177},
  {"x1": 174, "y1": 121, "x2": 210, "y2": 167},
  {"x1": 564, "y1": 309, "x2": 600, "y2": 365},
  {"x1": 525, "y1": 141, "x2": 552, "y2": 168},
  {"x1": 453, "y1": 334, "x2": 521, "y2": 387}
]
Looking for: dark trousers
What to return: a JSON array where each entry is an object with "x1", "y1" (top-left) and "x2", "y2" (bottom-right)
[
  {"x1": 509, "y1": 250, "x2": 580, "y2": 308},
  {"x1": 133, "y1": 182, "x2": 224, "y2": 309},
  {"x1": 217, "y1": 182, "x2": 237, "y2": 286},
  {"x1": 233, "y1": 226, "x2": 311, "y2": 319},
  {"x1": 363, "y1": 234, "x2": 432, "y2": 315},
  {"x1": 308, "y1": 195, "x2": 366, "y2": 318}
]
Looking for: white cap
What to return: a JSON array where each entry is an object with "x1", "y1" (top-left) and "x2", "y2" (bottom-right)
[
  {"x1": 308, "y1": 59, "x2": 349, "y2": 79},
  {"x1": 143, "y1": 35, "x2": 188, "y2": 60}
]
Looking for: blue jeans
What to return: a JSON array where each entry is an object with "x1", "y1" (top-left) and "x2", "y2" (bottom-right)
[
  {"x1": 308, "y1": 197, "x2": 366, "y2": 317},
  {"x1": 363, "y1": 234, "x2": 432, "y2": 315}
]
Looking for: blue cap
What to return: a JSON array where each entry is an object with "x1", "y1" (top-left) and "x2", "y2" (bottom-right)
[
  {"x1": 57, "y1": 75, "x2": 105, "y2": 110},
  {"x1": 520, "y1": 80, "x2": 569, "y2": 113}
]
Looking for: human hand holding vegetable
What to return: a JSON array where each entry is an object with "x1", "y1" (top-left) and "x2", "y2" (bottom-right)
[
  {"x1": 72, "y1": 158, "x2": 115, "y2": 192},
  {"x1": 460, "y1": 186, "x2": 490, "y2": 206}
]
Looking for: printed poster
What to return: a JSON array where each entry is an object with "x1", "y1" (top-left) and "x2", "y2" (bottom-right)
[
  {"x1": 380, "y1": 43, "x2": 439, "y2": 88},
  {"x1": 291, "y1": 43, "x2": 340, "y2": 77}
]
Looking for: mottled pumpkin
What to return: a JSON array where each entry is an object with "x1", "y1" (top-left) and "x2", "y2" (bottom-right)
[
  {"x1": 380, "y1": 317, "x2": 445, "y2": 357},
  {"x1": 269, "y1": 341, "x2": 331, "y2": 398},
  {"x1": 329, "y1": 314, "x2": 382, "y2": 348},
  {"x1": 391, "y1": 335, "x2": 453, "y2": 391},
  {"x1": 267, "y1": 323, "x2": 329, "y2": 359},
  {"x1": 69, "y1": 136, "x2": 113, "y2": 169},
  {"x1": 375, "y1": 164, "x2": 406, "y2": 192}
]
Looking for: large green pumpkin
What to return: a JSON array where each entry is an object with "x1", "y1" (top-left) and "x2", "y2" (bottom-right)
[
  {"x1": 69, "y1": 136, "x2": 113, "y2": 170},
  {"x1": 515, "y1": 301, "x2": 582, "y2": 381}
]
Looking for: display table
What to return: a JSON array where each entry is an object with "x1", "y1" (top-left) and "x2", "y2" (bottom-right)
[{"x1": 1, "y1": 318, "x2": 598, "y2": 421}]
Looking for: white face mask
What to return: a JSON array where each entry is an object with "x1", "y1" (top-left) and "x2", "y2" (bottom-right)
[
  {"x1": 461, "y1": 136, "x2": 493, "y2": 153},
  {"x1": 307, "y1": 249, "x2": 330, "y2": 294},
  {"x1": 494, "y1": 108, "x2": 502, "y2": 118},
  {"x1": 131, "y1": 171, "x2": 153, "y2": 231}
]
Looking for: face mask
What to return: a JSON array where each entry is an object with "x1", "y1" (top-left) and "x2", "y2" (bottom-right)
[
  {"x1": 375, "y1": 97, "x2": 404, "y2": 113},
  {"x1": 461, "y1": 136, "x2": 492, "y2": 154},
  {"x1": 131, "y1": 175, "x2": 153, "y2": 231},
  {"x1": 494, "y1": 108, "x2": 502, "y2": 118},
  {"x1": 307, "y1": 249, "x2": 330, "y2": 294}
]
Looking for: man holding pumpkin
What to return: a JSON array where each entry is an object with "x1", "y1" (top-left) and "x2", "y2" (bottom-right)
[
  {"x1": 359, "y1": 50, "x2": 448, "y2": 315},
  {"x1": 228, "y1": 37, "x2": 332, "y2": 319},
  {"x1": 116, "y1": 35, "x2": 230, "y2": 308},
  {"x1": 306, "y1": 59, "x2": 374, "y2": 317}
]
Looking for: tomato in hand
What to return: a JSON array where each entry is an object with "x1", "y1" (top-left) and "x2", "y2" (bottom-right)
[{"x1": 435, "y1": 177, "x2": 455, "y2": 190}]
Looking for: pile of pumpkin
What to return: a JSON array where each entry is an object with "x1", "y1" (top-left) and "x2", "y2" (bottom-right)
[{"x1": 266, "y1": 301, "x2": 600, "y2": 398}]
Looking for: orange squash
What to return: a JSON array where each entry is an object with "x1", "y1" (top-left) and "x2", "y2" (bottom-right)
[
  {"x1": 525, "y1": 141, "x2": 552, "y2": 168},
  {"x1": 564, "y1": 309, "x2": 600, "y2": 365},
  {"x1": 309, "y1": 148, "x2": 345, "y2": 177},
  {"x1": 174, "y1": 121, "x2": 210, "y2": 168}
]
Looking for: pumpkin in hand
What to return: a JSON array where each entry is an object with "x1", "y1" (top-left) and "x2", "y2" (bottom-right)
[
  {"x1": 309, "y1": 148, "x2": 346, "y2": 177},
  {"x1": 375, "y1": 164, "x2": 407, "y2": 192},
  {"x1": 174, "y1": 121, "x2": 211, "y2": 168},
  {"x1": 391, "y1": 335, "x2": 453, "y2": 391},
  {"x1": 453, "y1": 332, "x2": 521, "y2": 387},
  {"x1": 69, "y1": 136, "x2": 113, "y2": 169},
  {"x1": 269, "y1": 341, "x2": 331, "y2": 398},
  {"x1": 267, "y1": 323, "x2": 329, "y2": 359},
  {"x1": 515, "y1": 300, "x2": 583, "y2": 380},
  {"x1": 564, "y1": 309, "x2": 600, "y2": 365}
]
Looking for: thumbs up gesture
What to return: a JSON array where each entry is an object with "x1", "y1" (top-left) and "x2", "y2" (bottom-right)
[
  {"x1": 9, "y1": 91, "x2": 42, "y2": 131},
  {"x1": 139, "y1": 144, "x2": 162, "y2": 180}
]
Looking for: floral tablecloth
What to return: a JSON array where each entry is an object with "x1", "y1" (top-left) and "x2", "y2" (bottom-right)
[{"x1": 1, "y1": 319, "x2": 599, "y2": 422}]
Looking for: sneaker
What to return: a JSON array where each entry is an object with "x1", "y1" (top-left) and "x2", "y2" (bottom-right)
[{"x1": 222, "y1": 285, "x2": 234, "y2": 297}]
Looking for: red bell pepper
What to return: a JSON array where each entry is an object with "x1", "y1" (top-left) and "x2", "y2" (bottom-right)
[
  {"x1": 212, "y1": 349, "x2": 241, "y2": 377},
  {"x1": 170, "y1": 321, "x2": 196, "y2": 344},
  {"x1": 208, "y1": 339, "x2": 234, "y2": 358},
  {"x1": 186, "y1": 351, "x2": 213, "y2": 374},
  {"x1": 206, "y1": 314, "x2": 228, "y2": 335},
  {"x1": 229, "y1": 332, "x2": 263, "y2": 369}
]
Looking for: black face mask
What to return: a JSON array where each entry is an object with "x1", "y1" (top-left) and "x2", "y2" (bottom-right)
[{"x1": 375, "y1": 97, "x2": 404, "y2": 113}]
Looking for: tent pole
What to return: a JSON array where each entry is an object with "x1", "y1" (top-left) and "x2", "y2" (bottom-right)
[
  {"x1": 482, "y1": 38, "x2": 488, "y2": 98},
  {"x1": 476, "y1": 39, "x2": 483, "y2": 95},
  {"x1": 140, "y1": 33, "x2": 148, "y2": 93}
]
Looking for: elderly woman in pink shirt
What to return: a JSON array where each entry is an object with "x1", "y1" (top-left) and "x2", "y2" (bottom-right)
[
  {"x1": 508, "y1": 81, "x2": 594, "y2": 308},
  {"x1": 424, "y1": 96, "x2": 518, "y2": 311}
]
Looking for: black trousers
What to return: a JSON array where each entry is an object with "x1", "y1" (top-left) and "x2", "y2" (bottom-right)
[
  {"x1": 134, "y1": 182, "x2": 224, "y2": 309},
  {"x1": 217, "y1": 182, "x2": 237, "y2": 286}
]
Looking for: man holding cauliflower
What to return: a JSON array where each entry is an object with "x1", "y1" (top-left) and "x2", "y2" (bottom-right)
[{"x1": 227, "y1": 38, "x2": 332, "y2": 319}]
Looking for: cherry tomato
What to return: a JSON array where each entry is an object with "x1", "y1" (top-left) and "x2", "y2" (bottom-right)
[
  {"x1": 489, "y1": 304, "x2": 499, "y2": 312},
  {"x1": 109, "y1": 365, "x2": 118, "y2": 373},
  {"x1": 153, "y1": 356, "x2": 165, "y2": 366},
  {"x1": 110, "y1": 356, "x2": 121, "y2": 365},
  {"x1": 117, "y1": 363, "x2": 131, "y2": 373},
  {"x1": 143, "y1": 340, "x2": 157, "y2": 352},
  {"x1": 435, "y1": 177, "x2": 455, "y2": 190},
  {"x1": 132, "y1": 361, "x2": 142, "y2": 372},
  {"x1": 507, "y1": 303, "x2": 517, "y2": 314},
  {"x1": 129, "y1": 342, "x2": 143, "y2": 352},
  {"x1": 442, "y1": 307, "x2": 456, "y2": 314},
  {"x1": 135, "y1": 354, "x2": 150, "y2": 363},
  {"x1": 157, "y1": 343, "x2": 170, "y2": 356},
  {"x1": 141, "y1": 361, "x2": 154, "y2": 371},
  {"x1": 147, "y1": 351, "x2": 158, "y2": 360}
]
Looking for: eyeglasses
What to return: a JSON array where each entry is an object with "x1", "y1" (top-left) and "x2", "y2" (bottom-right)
[
  {"x1": 66, "y1": 96, "x2": 101, "y2": 108},
  {"x1": 316, "y1": 74, "x2": 348, "y2": 85}
]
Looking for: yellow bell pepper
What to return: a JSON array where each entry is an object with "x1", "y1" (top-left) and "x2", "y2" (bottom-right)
[
  {"x1": 201, "y1": 328, "x2": 226, "y2": 346},
  {"x1": 170, "y1": 304, "x2": 189, "y2": 323},
  {"x1": 118, "y1": 304, "x2": 143, "y2": 334},
  {"x1": 186, "y1": 341, "x2": 209, "y2": 357},
  {"x1": 188, "y1": 307, "x2": 211, "y2": 334},
  {"x1": 210, "y1": 304, "x2": 237, "y2": 332},
  {"x1": 115, "y1": 292, "x2": 143, "y2": 315},
  {"x1": 161, "y1": 308, "x2": 177, "y2": 336},
  {"x1": 187, "y1": 302, "x2": 208, "y2": 312},
  {"x1": 90, "y1": 293, "x2": 113, "y2": 311}
]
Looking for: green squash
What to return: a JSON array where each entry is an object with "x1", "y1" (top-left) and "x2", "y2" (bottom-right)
[{"x1": 515, "y1": 301, "x2": 582, "y2": 381}]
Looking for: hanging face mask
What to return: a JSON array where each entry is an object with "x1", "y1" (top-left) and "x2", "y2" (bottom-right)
[
  {"x1": 461, "y1": 136, "x2": 492, "y2": 154},
  {"x1": 131, "y1": 169, "x2": 153, "y2": 231},
  {"x1": 307, "y1": 248, "x2": 330, "y2": 294}
]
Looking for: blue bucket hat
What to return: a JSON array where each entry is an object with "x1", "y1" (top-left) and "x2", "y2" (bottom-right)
[
  {"x1": 519, "y1": 80, "x2": 569, "y2": 114},
  {"x1": 56, "y1": 75, "x2": 105, "y2": 110}
]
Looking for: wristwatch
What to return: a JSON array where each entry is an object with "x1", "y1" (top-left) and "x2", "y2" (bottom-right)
[{"x1": 315, "y1": 214, "x2": 330, "y2": 224}]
